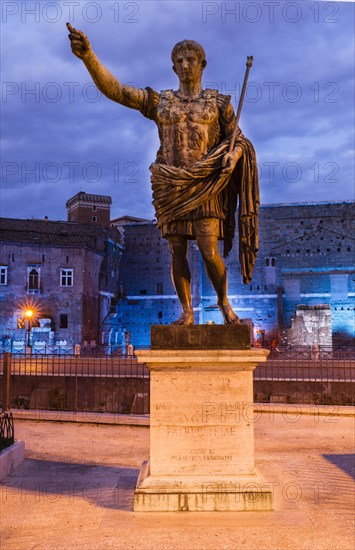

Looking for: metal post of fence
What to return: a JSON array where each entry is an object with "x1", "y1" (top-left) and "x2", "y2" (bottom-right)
[
  {"x1": 74, "y1": 345, "x2": 81, "y2": 413},
  {"x1": 3, "y1": 352, "x2": 12, "y2": 412}
]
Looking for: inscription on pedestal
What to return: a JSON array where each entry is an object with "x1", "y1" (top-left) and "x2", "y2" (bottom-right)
[
  {"x1": 134, "y1": 347, "x2": 272, "y2": 512},
  {"x1": 150, "y1": 369, "x2": 255, "y2": 477}
]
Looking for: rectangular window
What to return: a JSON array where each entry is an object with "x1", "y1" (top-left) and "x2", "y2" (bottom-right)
[
  {"x1": 157, "y1": 283, "x2": 163, "y2": 295},
  {"x1": 60, "y1": 268, "x2": 74, "y2": 287},
  {"x1": 92, "y1": 216, "x2": 97, "y2": 222},
  {"x1": 0, "y1": 266, "x2": 8, "y2": 285},
  {"x1": 59, "y1": 314, "x2": 68, "y2": 329}
]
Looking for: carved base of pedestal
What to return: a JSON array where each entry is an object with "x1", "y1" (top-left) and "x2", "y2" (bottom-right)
[{"x1": 134, "y1": 459, "x2": 273, "y2": 512}]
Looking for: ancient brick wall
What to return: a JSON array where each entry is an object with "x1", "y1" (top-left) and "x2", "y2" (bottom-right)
[
  {"x1": 0, "y1": 219, "x2": 122, "y2": 348},
  {"x1": 118, "y1": 202, "x2": 354, "y2": 347},
  {"x1": 0, "y1": 243, "x2": 86, "y2": 343}
]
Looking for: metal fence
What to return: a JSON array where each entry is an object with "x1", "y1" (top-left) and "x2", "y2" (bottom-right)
[
  {"x1": 0, "y1": 352, "x2": 150, "y2": 415},
  {"x1": 1, "y1": 346, "x2": 354, "y2": 414},
  {"x1": 0, "y1": 411, "x2": 14, "y2": 451},
  {"x1": 254, "y1": 346, "x2": 355, "y2": 405},
  {"x1": 1, "y1": 343, "x2": 131, "y2": 357}
]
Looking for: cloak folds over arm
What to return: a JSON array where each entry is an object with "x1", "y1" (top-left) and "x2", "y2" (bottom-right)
[
  {"x1": 224, "y1": 136, "x2": 259, "y2": 284},
  {"x1": 150, "y1": 134, "x2": 260, "y2": 284}
]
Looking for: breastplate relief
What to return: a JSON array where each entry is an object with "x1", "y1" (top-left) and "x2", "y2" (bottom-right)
[{"x1": 156, "y1": 90, "x2": 220, "y2": 166}]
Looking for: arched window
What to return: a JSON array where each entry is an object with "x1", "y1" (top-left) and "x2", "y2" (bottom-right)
[
  {"x1": 265, "y1": 257, "x2": 276, "y2": 267},
  {"x1": 27, "y1": 265, "x2": 41, "y2": 294},
  {"x1": 29, "y1": 269, "x2": 39, "y2": 289}
]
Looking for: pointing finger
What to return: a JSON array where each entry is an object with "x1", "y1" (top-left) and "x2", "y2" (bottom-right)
[{"x1": 67, "y1": 22, "x2": 86, "y2": 39}]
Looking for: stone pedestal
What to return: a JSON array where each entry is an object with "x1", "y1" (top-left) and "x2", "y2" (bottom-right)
[{"x1": 134, "y1": 325, "x2": 272, "y2": 512}]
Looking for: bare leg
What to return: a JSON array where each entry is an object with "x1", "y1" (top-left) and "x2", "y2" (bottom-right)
[
  {"x1": 168, "y1": 235, "x2": 194, "y2": 325},
  {"x1": 196, "y1": 235, "x2": 240, "y2": 324}
]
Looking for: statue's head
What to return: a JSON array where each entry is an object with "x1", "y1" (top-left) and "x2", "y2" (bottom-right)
[
  {"x1": 171, "y1": 40, "x2": 207, "y2": 78},
  {"x1": 171, "y1": 40, "x2": 206, "y2": 64}
]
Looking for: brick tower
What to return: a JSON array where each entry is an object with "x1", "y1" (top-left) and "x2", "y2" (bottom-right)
[{"x1": 66, "y1": 192, "x2": 112, "y2": 227}]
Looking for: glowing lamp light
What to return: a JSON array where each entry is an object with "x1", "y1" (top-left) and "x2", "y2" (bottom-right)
[{"x1": 19, "y1": 299, "x2": 40, "y2": 322}]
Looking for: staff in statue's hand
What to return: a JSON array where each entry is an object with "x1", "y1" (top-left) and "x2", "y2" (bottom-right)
[{"x1": 222, "y1": 145, "x2": 244, "y2": 174}]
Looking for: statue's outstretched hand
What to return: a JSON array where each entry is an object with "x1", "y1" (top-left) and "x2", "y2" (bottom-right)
[
  {"x1": 67, "y1": 22, "x2": 91, "y2": 60},
  {"x1": 222, "y1": 145, "x2": 243, "y2": 174}
]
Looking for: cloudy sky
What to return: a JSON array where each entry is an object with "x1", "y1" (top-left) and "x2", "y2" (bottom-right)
[{"x1": 1, "y1": 0, "x2": 354, "y2": 221}]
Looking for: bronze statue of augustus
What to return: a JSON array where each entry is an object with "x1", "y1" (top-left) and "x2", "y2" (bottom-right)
[{"x1": 67, "y1": 24, "x2": 259, "y2": 325}]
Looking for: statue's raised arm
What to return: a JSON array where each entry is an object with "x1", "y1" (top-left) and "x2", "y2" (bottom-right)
[
  {"x1": 65, "y1": 32, "x2": 259, "y2": 326},
  {"x1": 66, "y1": 22, "x2": 145, "y2": 111}
]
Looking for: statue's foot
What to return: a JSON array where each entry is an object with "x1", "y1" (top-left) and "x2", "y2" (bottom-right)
[
  {"x1": 218, "y1": 303, "x2": 241, "y2": 325},
  {"x1": 172, "y1": 311, "x2": 194, "y2": 325}
]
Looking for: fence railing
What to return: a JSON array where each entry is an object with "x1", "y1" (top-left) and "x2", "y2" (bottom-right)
[
  {"x1": 1, "y1": 347, "x2": 354, "y2": 413},
  {"x1": 0, "y1": 411, "x2": 14, "y2": 451},
  {"x1": 1, "y1": 343, "x2": 131, "y2": 357},
  {"x1": 254, "y1": 347, "x2": 355, "y2": 405},
  {"x1": 266, "y1": 344, "x2": 355, "y2": 360},
  {"x1": 0, "y1": 353, "x2": 150, "y2": 414}
]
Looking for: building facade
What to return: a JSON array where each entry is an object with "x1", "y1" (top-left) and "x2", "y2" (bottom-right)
[
  {"x1": 0, "y1": 193, "x2": 123, "y2": 353},
  {"x1": 115, "y1": 201, "x2": 355, "y2": 348},
  {"x1": 1, "y1": 199, "x2": 353, "y2": 352}
]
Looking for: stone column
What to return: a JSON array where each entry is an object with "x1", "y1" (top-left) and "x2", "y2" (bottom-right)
[{"x1": 134, "y1": 325, "x2": 272, "y2": 512}]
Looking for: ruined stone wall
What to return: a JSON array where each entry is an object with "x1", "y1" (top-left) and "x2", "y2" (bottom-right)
[
  {"x1": 118, "y1": 202, "x2": 354, "y2": 347},
  {"x1": 286, "y1": 305, "x2": 333, "y2": 347}
]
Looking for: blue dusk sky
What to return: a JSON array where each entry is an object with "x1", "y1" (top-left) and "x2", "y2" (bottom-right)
[{"x1": 1, "y1": 0, "x2": 354, "y2": 221}]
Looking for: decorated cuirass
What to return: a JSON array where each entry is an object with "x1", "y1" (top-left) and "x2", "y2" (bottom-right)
[{"x1": 155, "y1": 89, "x2": 220, "y2": 167}]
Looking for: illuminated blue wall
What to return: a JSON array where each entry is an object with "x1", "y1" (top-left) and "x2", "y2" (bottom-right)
[{"x1": 117, "y1": 202, "x2": 354, "y2": 347}]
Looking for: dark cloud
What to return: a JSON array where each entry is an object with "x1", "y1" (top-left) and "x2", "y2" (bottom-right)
[{"x1": 1, "y1": 1, "x2": 354, "y2": 221}]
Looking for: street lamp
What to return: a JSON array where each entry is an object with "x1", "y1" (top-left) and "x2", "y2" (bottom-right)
[
  {"x1": 17, "y1": 299, "x2": 40, "y2": 354},
  {"x1": 24, "y1": 309, "x2": 33, "y2": 353}
]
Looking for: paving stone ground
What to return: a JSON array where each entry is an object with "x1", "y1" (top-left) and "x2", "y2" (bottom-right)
[{"x1": 0, "y1": 412, "x2": 354, "y2": 550}]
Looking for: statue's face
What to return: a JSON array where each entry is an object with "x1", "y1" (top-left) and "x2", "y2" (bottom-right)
[{"x1": 173, "y1": 49, "x2": 204, "y2": 83}]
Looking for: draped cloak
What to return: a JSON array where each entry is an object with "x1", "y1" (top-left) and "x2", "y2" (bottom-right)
[{"x1": 150, "y1": 134, "x2": 260, "y2": 285}]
